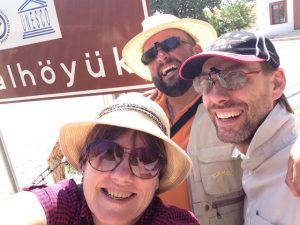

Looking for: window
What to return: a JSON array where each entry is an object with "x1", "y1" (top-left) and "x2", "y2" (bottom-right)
[{"x1": 270, "y1": 1, "x2": 287, "y2": 25}]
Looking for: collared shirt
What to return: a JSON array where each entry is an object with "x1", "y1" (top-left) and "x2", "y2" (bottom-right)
[
  {"x1": 156, "y1": 93, "x2": 201, "y2": 150},
  {"x1": 156, "y1": 93, "x2": 201, "y2": 210},
  {"x1": 240, "y1": 104, "x2": 300, "y2": 225},
  {"x1": 231, "y1": 147, "x2": 246, "y2": 159},
  {"x1": 25, "y1": 179, "x2": 200, "y2": 225}
]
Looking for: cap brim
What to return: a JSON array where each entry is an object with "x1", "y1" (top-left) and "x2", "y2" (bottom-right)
[
  {"x1": 59, "y1": 110, "x2": 192, "y2": 194},
  {"x1": 180, "y1": 51, "x2": 267, "y2": 79},
  {"x1": 122, "y1": 18, "x2": 217, "y2": 81}
]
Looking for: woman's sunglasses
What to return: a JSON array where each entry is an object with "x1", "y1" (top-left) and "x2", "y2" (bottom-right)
[
  {"x1": 87, "y1": 140, "x2": 165, "y2": 179},
  {"x1": 141, "y1": 36, "x2": 193, "y2": 65},
  {"x1": 193, "y1": 67, "x2": 261, "y2": 95}
]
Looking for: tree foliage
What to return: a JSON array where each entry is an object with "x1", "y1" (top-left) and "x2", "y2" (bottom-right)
[
  {"x1": 149, "y1": 0, "x2": 222, "y2": 20},
  {"x1": 205, "y1": 0, "x2": 256, "y2": 35},
  {"x1": 149, "y1": 0, "x2": 256, "y2": 36}
]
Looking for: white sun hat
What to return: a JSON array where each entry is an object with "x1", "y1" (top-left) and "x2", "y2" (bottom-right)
[
  {"x1": 122, "y1": 13, "x2": 217, "y2": 81},
  {"x1": 59, "y1": 92, "x2": 192, "y2": 194}
]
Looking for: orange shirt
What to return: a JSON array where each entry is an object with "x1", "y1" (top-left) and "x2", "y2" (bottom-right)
[{"x1": 156, "y1": 94, "x2": 201, "y2": 210}]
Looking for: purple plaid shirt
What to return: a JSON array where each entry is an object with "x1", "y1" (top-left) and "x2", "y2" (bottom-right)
[{"x1": 25, "y1": 179, "x2": 200, "y2": 225}]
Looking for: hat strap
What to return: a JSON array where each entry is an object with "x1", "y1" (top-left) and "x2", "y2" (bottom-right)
[{"x1": 97, "y1": 103, "x2": 167, "y2": 135}]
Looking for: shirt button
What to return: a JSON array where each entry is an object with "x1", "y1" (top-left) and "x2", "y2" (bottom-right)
[{"x1": 248, "y1": 170, "x2": 253, "y2": 175}]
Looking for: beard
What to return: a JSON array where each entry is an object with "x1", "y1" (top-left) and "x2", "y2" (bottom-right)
[
  {"x1": 152, "y1": 58, "x2": 193, "y2": 97},
  {"x1": 208, "y1": 101, "x2": 269, "y2": 146},
  {"x1": 153, "y1": 76, "x2": 193, "y2": 97}
]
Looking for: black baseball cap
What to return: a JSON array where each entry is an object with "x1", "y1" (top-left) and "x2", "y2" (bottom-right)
[{"x1": 179, "y1": 30, "x2": 280, "y2": 79}]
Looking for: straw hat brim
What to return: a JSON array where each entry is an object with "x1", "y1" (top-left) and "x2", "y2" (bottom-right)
[
  {"x1": 59, "y1": 110, "x2": 192, "y2": 194},
  {"x1": 122, "y1": 18, "x2": 217, "y2": 81}
]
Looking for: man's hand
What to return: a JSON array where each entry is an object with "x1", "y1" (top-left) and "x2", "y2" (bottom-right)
[
  {"x1": 286, "y1": 146, "x2": 300, "y2": 196},
  {"x1": 143, "y1": 88, "x2": 161, "y2": 101}
]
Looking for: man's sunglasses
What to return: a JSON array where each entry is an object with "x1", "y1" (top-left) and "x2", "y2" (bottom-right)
[
  {"x1": 193, "y1": 67, "x2": 261, "y2": 95},
  {"x1": 87, "y1": 140, "x2": 165, "y2": 179},
  {"x1": 141, "y1": 36, "x2": 194, "y2": 65}
]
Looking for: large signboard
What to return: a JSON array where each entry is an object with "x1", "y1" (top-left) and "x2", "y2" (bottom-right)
[{"x1": 0, "y1": 0, "x2": 153, "y2": 103}]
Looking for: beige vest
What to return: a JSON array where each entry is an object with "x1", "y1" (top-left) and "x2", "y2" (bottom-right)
[{"x1": 187, "y1": 105, "x2": 244, "y2": 225}]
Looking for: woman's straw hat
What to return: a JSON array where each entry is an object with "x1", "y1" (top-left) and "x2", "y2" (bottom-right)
[
  {"x1": 59, "y1": 93, "x2": 192, "y2": 194},
  {"x1": 122, "y1": 13, "x2": 217, "y2": 81}
]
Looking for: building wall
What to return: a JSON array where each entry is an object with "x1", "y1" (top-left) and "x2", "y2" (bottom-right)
[
  {"x1": 294, "y1": 0, "x2": 300, "y2": 29},
  {"x1": 257, "y1": 0, "x2": 294, "y2": 36}
]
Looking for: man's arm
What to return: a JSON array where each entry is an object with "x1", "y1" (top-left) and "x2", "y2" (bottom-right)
[{"x1": 286, "y1": 146, "x2": 300, "y2": 196}]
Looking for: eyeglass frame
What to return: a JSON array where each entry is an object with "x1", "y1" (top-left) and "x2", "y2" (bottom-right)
[
  {"x1": 141, "y1": 36, "x2": 194, "y2": 65},
  {"x1": 86, "y1": 139, "x2": 166, "y2": 179},
  {"x1": 193, "y1": 66, "x2": 261, "y2": 95}
]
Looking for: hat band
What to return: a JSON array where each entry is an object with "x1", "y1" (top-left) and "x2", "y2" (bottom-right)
[{"x1": 97, "y1": 103, "x2": 167, "y2": 135}]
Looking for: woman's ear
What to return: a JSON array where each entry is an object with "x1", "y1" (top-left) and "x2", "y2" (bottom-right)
[
  {"x1": 194, "y1": 44, "x2": 203, "y2": 54},
  {"x1": 272, "y1": 68, "x2": 286, "y2": 101}
]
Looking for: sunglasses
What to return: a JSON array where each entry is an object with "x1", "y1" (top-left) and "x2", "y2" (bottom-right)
[
  {"x1": 87, "y1": 140, "x2": 165, "y2": 179},
  {"x1": 141, "y1": 36, "x2": 193, "y2": 65},
  {"x1": 193, "y1": 67, "x2": 261, "y2": 95}
]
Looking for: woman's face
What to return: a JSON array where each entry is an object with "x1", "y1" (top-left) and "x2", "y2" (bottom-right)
[{"x1": 82, "y1": 130, "x2": 160, "y2": 225}]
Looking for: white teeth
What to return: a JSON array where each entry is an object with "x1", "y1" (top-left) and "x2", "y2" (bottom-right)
[
  {"x1": 106, "y1": 189, "x2": 132, "y2": 199},
  {"x1": 161, "y1": 64, "x2": 177, "y2": 75},
  {"x1": 216, "y1": 111, "x2": 242, "y2": 119}
]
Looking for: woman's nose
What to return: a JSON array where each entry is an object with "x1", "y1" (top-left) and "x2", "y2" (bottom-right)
[{"x1": 110, "y1": 155, "x2": 133, "y2": 184}]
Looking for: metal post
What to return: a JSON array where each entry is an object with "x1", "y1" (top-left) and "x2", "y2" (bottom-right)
[{"x1": 0, "y1": 129, "x2": 19, "y2": 193}]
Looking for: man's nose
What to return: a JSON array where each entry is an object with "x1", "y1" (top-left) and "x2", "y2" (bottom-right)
[
  {"x1": 206, "y1": 79, "x2": 231, "y2": 104},
  {"x1": 156, "y1": 47, "x2": 169, "y2": 63}
]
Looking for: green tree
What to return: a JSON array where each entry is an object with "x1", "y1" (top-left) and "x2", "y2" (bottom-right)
[
  {"x1": 205, "y1": 0, "x2": 256, "y2": 35},
  {"x1": 149, "y1": 0, "x2": 222, "y2": 20},
  {"x1": 149, "y1": 0, "x2": 256, "y2": 36}
]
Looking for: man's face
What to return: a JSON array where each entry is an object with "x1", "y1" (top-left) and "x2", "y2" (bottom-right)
[
  {"x1": 143, "y1": 29, "x2": 197, "y2": 97},
  {"x1": 201, "y1": 57, "x2": 280, "y2": 150}
]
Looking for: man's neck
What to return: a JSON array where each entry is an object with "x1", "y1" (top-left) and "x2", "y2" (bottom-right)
[
  {"x1": 236, "y1": 144, "x2": 249, "y2": 155},
  {"x1": 166, "y1": 87, "x2": 199, "y2": 121}
]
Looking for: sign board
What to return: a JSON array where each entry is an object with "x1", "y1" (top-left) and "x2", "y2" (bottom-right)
[{"x1": 0, "y1": 0, "x2": 153, "y2": 103}]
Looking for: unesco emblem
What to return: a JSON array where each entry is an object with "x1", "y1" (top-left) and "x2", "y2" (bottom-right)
[
  {"x1": 0, "y1": 10, "x2": 10, "y2": 44},
  {"x1": 18, "y1": 0, "x2": 55, "y2": 39}
]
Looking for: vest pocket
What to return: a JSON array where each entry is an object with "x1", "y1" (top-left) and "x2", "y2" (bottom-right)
[{"x1": 196, "y1": 146, "x2": 243, "y2": 196}]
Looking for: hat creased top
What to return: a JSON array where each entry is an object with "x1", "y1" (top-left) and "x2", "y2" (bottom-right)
[
  {"x1": 122, "y1": 13, "x2": 217, "y2": 81},
  {"x1": 97, "y1": 102, "x2": 167, "y2": 136}
]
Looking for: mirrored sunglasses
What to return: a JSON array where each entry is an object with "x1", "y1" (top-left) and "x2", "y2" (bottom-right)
[
  {"x1": 193, "y1": 69, "x2": 261, "y2": 95},
  {"x1": 141, "y1": 36, "x2": 193, "y2": 65},
  {"x1": 87, "y1": 140, "x2": 165, "y2": 179}
]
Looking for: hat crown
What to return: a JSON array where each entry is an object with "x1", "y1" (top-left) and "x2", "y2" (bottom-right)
[
  {"x1": 208, "y1": 30, "x2": 280, "y2": 67},
  {"x1": 99, "y1": 93, "x2": 170, "y2": 136},
  {"x1": 142, "y1": 14, "x2": 180, "y2": 32}
]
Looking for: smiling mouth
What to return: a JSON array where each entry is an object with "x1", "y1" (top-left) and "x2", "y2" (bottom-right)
[
  {"x1": 102, "y1": 188, "x2": 135, "y2": 200},
  {"x1": 216, "y1": 111, "x2": 242, "y2": 120},
  {"x1": 161, "y1": 64, "x2": 178, "y2": 76}
]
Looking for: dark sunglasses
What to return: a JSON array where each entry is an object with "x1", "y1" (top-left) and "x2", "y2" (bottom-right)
[
  {"x1": 87, "y1": 140, "x2": 165, "y2": 179},
  {"x1": 141, "y1": 36, "x2": 193, "y2": 65},
  {"x1": 193, "y1": 67, "x2": 261, "y2": 95}
]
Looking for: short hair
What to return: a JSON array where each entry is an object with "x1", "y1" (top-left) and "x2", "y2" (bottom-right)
[{"x1": 261, "y1": 62, "x2": 294, "y2": 114}]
